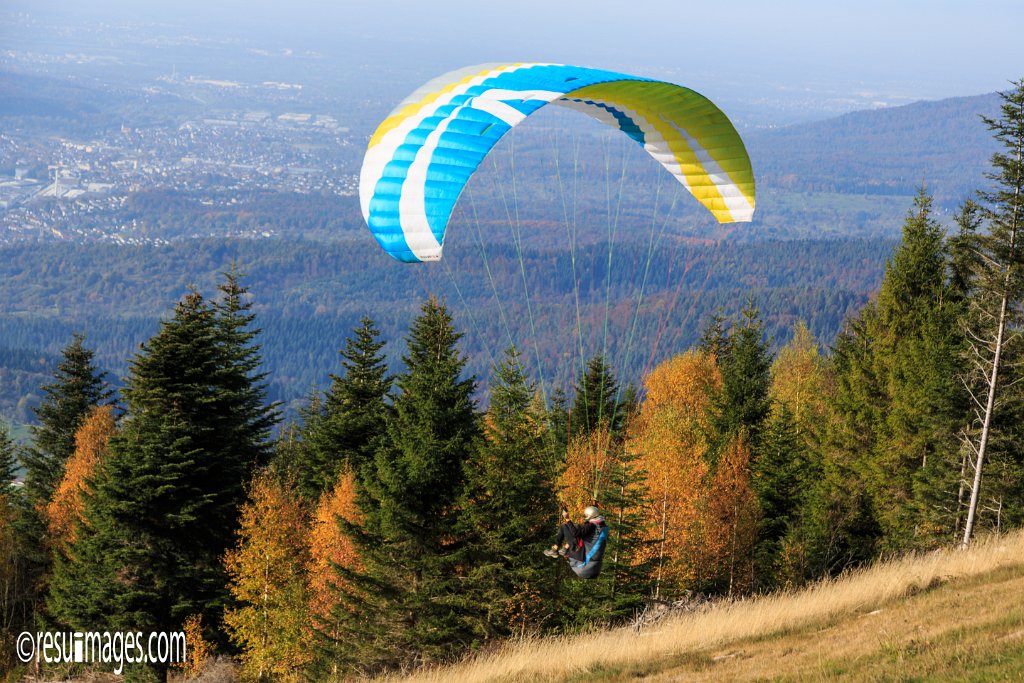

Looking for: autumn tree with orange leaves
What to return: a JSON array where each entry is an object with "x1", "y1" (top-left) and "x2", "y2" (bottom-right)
[
  {"x1": 307, "y1": 468, "x2": 364, "y2": 676},
  {"x1": 698, "y1": 434, "x2": 759, "y2": 595},
  {"x1": 46, "y1": 405, "x2": 116, "y2": 547},
  {"x1": 628, "y1": 350, "x2": 721, "y2": 599}
]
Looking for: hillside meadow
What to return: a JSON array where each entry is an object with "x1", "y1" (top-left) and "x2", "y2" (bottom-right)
[{"x1": 387, "y1": 530, "x2": 1024, "y2": 682}]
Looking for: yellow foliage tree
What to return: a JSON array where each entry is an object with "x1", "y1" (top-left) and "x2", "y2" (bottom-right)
[
  {"x1": 699, "y1": 434, "x2": 759, "y2": 595},
  {"x1": 224, "y1": 472, "x2": 312, "y2": 682},
  {"x1": 307, "y1": 469, "x2": 363, "y2": 639},
  {"x1": 174, "y1": 613, "x2": 213, "y2": 678},
  {"x1": 46, "y1": 404, "x2": 116, "y2": 546},
  {"x1": 629, "y1": 350, "x2": 721, "y2": 598},
  {"x1": 770, "y1": 320, "x2": 829, "y2": 437},
  {"x1": 559, "y1": 424, "x2": 616, "y2": 514}
]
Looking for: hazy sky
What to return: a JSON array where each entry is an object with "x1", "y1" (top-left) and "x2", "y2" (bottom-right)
[{"x1": 6, "y1": 0, "x2": 1024, "y2": 106}]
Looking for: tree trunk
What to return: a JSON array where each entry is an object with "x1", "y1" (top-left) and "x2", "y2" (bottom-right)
[{"x1": 962, "y1": 99, "x2": 1022, "y2": 548}]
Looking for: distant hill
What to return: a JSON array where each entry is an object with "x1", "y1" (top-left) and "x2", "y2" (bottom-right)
[
  {"x1": 747, "y1": 92, "x2": 1002, "y2": 204},
  {"x1": 446, "y1": 91, "x2": 1005, "y2": 246}
]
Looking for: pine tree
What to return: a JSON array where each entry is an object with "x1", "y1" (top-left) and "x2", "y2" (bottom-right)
[
  {"x1": 124, "y1": 283, "x2": 275, "y2": 560},
  {"x1": 339, "y1": 297, "x2": 480, "y2": 671},
  {"x1": 698, "y1": 310, "x2": 728, "y2": 359},
  {"x1": 209, "y1": 270, "x2": 279, "y2": 504},
  {"x1": 278, "y1": 391, "x2": 329, "y2": 499},
  {"x1": 48, "y1": 278, "x2": 276, "y2": 662},
  {"x1": 544, "y1": 386, "x2": 570, "y2": 466},
  {"x1": 17, "y1": 334, "x2": 114, "y2": 644},
  {"x1": 714, "y1": 300, "x2": 772, "y2": 447},
  {"x1": 868, "y1": 190, "x2": 966, "y2": 549},
  {"x1": 751, "y1": 404, "x2": 803, "y2": 590},
  {"x1": 803, "y1": 319, "x2": 883, "y2": 574},
  {"x1": 0, "y1": 421, "x2": 18, "y2": 489},
  {"x1": 327, "y1": 317, "x2": 392, "y2": 476},
  {"x1": 570, "y1": 356, "x2": 621, "y2": 439},
  {"x1": 455, "y1": 347, "x2": 558, "y2": 643},
  {"x1": 22, "y1": 333, "x2": 113, "y2": 508},
  {"x1": 1, "y1": 423, "x2": 33, "y2": 669},
  {"x1": 960, "y1": 79, "x2": 1024, "y2": 546},
  {"x1": 588, "y1": 442, "x2": 654, "y2": 618},
  {"x1": 0, "y1": 485, "x2": 31, "y2": 671},
  {"x1": 285, "y1": 318, "x2": 392, "y2": 501},
  {"x1": 48, "y1": 407, "x2": 208, "y2": 651},
  {"x1": 948, "y1": 200, "x2": 983, "y2": 301}
]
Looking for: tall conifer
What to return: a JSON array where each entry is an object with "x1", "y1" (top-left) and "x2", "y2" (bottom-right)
[
  {"x1": 456, "y1": 347, "x2": 558, "y2": 642},
  {"x1": 48, "y1": 278, "x2": 275, "y2": 668},
  {"x1": 960, "y1": 79, "x2": 1024, "y2": 546},
  {"x1": 23, "y1": 333, "x2": 113, "y2": 508},
  {"x1": 337, "y1": 298, "x2": 480, "y2": 671},
  {"x1": 570, "y1": 356, "x2": 621, "y2": 439},
  {"x1": 0, "y1": 422, "x2": 17, "y2": 489},
  {"x1": 286, "y1": 318, "x2": 391, "y2": 501},
  {"x1": 714, "y1": 300, "x2": 772, "y2": 446}
]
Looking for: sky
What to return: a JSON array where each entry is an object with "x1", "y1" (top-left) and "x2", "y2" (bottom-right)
[{"x1": 4, "y1": 0, "x2": 1023, "y2": 119}]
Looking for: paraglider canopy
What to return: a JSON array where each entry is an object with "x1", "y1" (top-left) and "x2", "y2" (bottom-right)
[{"x1": 360, "y1": 63, "x2": 755, "y2": 263}]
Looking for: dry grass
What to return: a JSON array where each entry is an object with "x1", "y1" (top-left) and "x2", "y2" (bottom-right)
[{"x1": 384, "y1": 530, "x2": 1024, "y2": 683}]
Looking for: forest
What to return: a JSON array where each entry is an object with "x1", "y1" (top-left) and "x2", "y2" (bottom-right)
[
  {"x1": 0, "y1": 236, "x2": 893, "y2": 422},
  {"x1": 0, "y1": 81, "x2": 1021, "y2": 681}
]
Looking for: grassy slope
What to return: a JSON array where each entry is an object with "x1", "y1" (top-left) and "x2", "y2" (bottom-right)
[{"x1": 389, "y1": 531, "x2": 1024, "y2": 682}]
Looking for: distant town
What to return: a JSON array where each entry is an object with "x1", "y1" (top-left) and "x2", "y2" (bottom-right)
[{"x1": 0, "y1": 104, "x2": 359, "y2": 244}]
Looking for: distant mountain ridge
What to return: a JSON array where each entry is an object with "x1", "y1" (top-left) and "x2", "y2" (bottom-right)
[{"x1": 747, "y1": 92, "x2": 1002, "y2": 203}]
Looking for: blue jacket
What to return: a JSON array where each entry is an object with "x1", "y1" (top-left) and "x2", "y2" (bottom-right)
[{"x1": 568, "y1": 518, "x2": 609, "y2": 579}]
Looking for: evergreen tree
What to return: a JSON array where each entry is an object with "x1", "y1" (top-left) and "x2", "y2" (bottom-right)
[
  {"x1": 336, "y1": 298, "x2": 480, "y2": 672},
  {"x1": 802, "y1": 318, "x2": 883, "y2": 575},
  {"x1": 960, "y1": 79, "x2": 1024, "y2": 546},
  {"x1": 48, "y1": 407, "x2": 209, "y2": 671},
  {"x1": 570, "y1": 355, "x2": 622, "y2": 439},
  {"x1": 752, "y1": 404, "x2": 803, "y2": 590},
  {"x1": 456, "y1": 347, "x2": 558, "y2": 643},
  {"x1": 210, "y1": 270, "x2": 279, "y2": 495},
  {"x1": 48, "y1": 279, "x2": 275, "y2": 661},
  {"x1": 124, "y1": 285, "x2": 276, "y2": 555},
  {"x1": 0, "y1": 421, "x2": 18, "y2": 489},
  {"x1": 867, "y1": 190, "x2": 965, "y2": 549},
  {"x1": 284, "y1": 317, "x2": 391, "y2": 501},
  {"x1": 22, "y1": 333, "x2": 114, "y2": 508},
  {"x1": 714, "y1": 300, "x2": 772, "y2": 447},
  {"x1": 1, "y1": 484, "x2": 33, "y2": 672},
  {"x1": 948, "y1": 200, "x2": 983, "y2": 301},
  {"x1": 544, "y1": 387, "x2": 570, "y2": 466},
  {"x1": 327, "y1": 317, "x2": 391, "y2": 475},
  {"x1": 698, "y1": 310, "x2": 728, "y2": 359}
]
